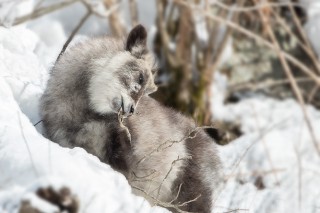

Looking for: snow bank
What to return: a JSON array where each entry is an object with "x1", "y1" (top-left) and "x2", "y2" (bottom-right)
[
  {"x1": 0, "y1": 26, "x2": 167, "y2": 213},
  {"x1": 212, "y1": 73, "x2": 320, "y2": 213}
]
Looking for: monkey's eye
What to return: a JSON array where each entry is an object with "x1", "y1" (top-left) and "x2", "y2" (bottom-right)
[
  {"x1": 151, "y1": 69, "x2": 158, "y2": 75},
  {"x1": 138, "y1": 73, "x2": 144, "y2": 85}
]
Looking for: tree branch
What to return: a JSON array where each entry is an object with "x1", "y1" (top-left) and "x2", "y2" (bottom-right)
[{"x1": 13, "y1": 0, "x2": 80, "y2": 25}]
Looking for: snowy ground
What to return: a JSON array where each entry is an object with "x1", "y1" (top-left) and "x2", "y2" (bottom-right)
[
  {"x1": 210, "y1": 1, "x2": 320, "y2": 212},
  {"x1": 212, "y1": 73, "x2": 320, "y2": 213},
  {"x1": 1, "y1": 0, "x2": 320, "y2": 213}
]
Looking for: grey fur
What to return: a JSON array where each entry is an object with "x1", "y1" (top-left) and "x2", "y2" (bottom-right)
[
  {"x1": 40, "y1": 25, "x2": 221, "y2": 213},
  {"x1": 125, "y1": 97, "x2": 221, "y2": 212}
]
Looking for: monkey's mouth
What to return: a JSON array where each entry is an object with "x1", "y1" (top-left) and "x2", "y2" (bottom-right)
[{"x1": 119, "y1": 95, "x2": 134, "y2": 117}]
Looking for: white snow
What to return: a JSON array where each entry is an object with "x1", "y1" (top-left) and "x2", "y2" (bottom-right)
[
  {"x1": 211, "y1": 72, "x2": 320, "y2": 213},
  {"x1": 0, "y1": 26, "x2": 168, "y2": 213},
  {"x1": 1, "y1": 1, "x2": 320, "y2": 213}
]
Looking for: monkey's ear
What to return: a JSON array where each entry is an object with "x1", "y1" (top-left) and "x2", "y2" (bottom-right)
[
  {"x1": 125, "y1": 24, "x2": 147, "y2": 56},
  {"x1": 205, "y1": 127, "x2": 221, "y2": 142}
]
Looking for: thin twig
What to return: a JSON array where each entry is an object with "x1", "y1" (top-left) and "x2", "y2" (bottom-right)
[
  {"x1": 251, "y1": 102, "x2": 279, "y2": 184},
  {"x1": 129, "y1": 0, "x2": 138, "y2": 27},
  {"x1": 175, "y1": 2, "x2": 320, "y2": 153},
  {"x1": 308, "y1": 85, "x2": 319, "y2": 104},
  {"x1": 257, "y1": 4, "x2": 320, "y2": 156},
  {"x1": 228, "y1": 77, "x2": 314, "y2": 93},
  {"x1": 232, "y1": 120, "x2": 289, "y2": 165},
  {"x1": 212, "y1": 0, "x2": 302, "y2": 12},
  {"x1": 174, "y1": 0, "x2": 320, "y2": 86},
  {"x1": 178, "y1": 194, "x2": 201, "y2": 207},
  {"x1": 224, "y1": 168, "x2": 285, "y2": 180},
  {"x1": 135, "y1": 126, "x2": 213, "y2": 167},
  {"x1": 81, "y1": 0, "x2": 120, "y2": 18},
  {"x1": 13, "y1": 0, "x2": 80, "y2": 25},
  {"x1": 223, "y1": 208, "x2": 249, "y2": 213},
  {"x1": 155, "y1": 0, "x2": 180, "y2": 68},
  {"x1": 56, "y1": 10, "x2": 91, "y2": 62},
  {"x1": 132, "y1": 186, "x2": 193, "y2": 213},
  {"x1": 271, "y1": 9, "x2": 320, "y2": 75},
  {"x1": 214, "y1": 205, "x2": 249, "y2": 213},
  {"x1": 35, "y1": 0, "x2": 46, "y2": 9},
  {"x1": 132, "y1": 170, "x2": 157, "y2": 180},
  {"x1": 103, "y1": 0, "x2": 126, "y2": 37},
  {"x1": 33, "y1": 120, "x2": 43, "y2": 127},
  {"x1": 156, "y1": 156, "x2": 191, "y2": 199},
  {"x1": 208, "y1": 1, "x2": 242, "y2": 74},
  {"x1": 287, "y1": 2, "x2": 320, "y2": 74},
  {"x1": 216, "y1": 116, "x2": 292, "y2": 205},
  {"x1": 17, "y1": 111, "x2": 39, "y2": 177},
  {"x1": 169, "y1": 183, "x2": 183, "y2": 204}
]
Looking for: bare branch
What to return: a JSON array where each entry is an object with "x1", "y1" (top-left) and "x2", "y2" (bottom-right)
[
  {"x1": 224, "y1": 117, "x2": 291, "y2": 181},
  {"x1": 13, "y1": 0, "x2": 80, "y2": 25},
  {"x1": 156, "y1": 156, "x2": 191, "y2": 199},
  {"x1": 103, "y1": 0, "x2": 126, "y2": 37},
  {"x1": 174, "y1": 0, "x2": 320, "y2": 86},
  {"x1": 224, "y1": 168, "x2": 286, "y2": 180},
  {"x1": 56, "y1": 10, "x2": 91, "y2": 62},
  {"x1": 271, "y1": 9, "x2": 320, "y2": 75},
  {"x1": 228, "y1": 77, "x2": 314, "y2": 94},
  {"x1": 155, "y1": 0, "x2": 181, "y2": 67},
  {"x1": 169, "y1": 183, "x2": 183, "y2": 204},
  {"x1": 129, "y1": 0, "x2": 139, "y2": 27},
  {"x1": 178, "y1": 194, "x2": 201, "y2": 207},
  {"x1": 255, "y1": 2, "x2": 320, "y2": 156},
  {"x1": 135, "y1": 126, "x2": 213, "y2": 167},
  {"x1": 17, "y1": 111, "x2": 39, "y2": 177},
  {"x1": 81, "y1": 0, "x2": 120, "y2": 18},
  {"x1": 212, "y1": 0, "x2": 302, "y2": 12},
  {"x1": 223, "y1": 208, "x2": 249, "y2": 213},
  {"x1": 308, "y1": 85, "x2": 320, "y2": 103},
  {"x1": 132, "y1": 186, "x2": 193, "y2": 213}
]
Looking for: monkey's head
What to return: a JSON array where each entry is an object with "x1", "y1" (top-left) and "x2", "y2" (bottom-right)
[{"x1": 88, "y1": 25, "x2": 158, "y2": 117}]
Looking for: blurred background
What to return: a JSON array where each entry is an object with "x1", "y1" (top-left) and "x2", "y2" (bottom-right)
[
  {"x1": 1, "y1": 0, "x2": 320, "y2": 212},
  {"x1": 1, "y1": 0, "x2": 320, "y2": 126}
]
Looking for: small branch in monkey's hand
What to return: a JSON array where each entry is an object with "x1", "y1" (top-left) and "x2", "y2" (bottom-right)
[{"x1": 117, "y1": 109, "x2": 132, "y2": 145}]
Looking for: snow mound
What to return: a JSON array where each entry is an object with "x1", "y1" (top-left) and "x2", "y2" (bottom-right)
[
  {"x1": 212, "y1": 73, "x2": 320, "y2": 213},
  {"x1": 0, "y1": 27, "x2": 167, "y2": 213}
]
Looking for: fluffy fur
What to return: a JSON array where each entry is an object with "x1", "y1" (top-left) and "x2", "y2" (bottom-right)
[
  {"x1": 40, "y1": 25, "x2": 221, "y2": 213},
  {"x1": 124, "y1": 97, "x2": 221, "y2": 212}
]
